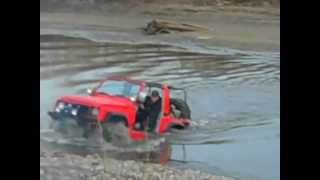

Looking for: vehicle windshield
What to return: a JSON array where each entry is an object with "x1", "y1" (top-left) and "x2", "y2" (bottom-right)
[{"x1": 95, "y1": 80, "x2": 140, "y2": 97}]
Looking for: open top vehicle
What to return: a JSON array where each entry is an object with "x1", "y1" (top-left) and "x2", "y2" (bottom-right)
[{"x1": 48, "y1": 76, "x2": 191, "y2": 147}]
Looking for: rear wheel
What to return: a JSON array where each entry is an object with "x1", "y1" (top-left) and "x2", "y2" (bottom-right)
[{"x1": 170, "y1": 98, "x2": 191, "y2": 119}]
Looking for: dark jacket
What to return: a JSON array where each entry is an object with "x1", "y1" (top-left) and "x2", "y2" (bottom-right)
[
  {"x1": 140, "y1": 97, "x2": 162, "y2": 131},
  {"x1": 147, "y1": 98, "x2": 161, "y2": 122}
]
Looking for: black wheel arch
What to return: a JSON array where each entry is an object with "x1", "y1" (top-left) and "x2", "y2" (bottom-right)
[{"x1": 104, "y1": 112, "x2": 128, "y2": 126}]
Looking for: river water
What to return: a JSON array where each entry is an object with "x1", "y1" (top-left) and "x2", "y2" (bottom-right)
[{"x1": 40, "y1": 25, "x2": 279, "y2": 180}]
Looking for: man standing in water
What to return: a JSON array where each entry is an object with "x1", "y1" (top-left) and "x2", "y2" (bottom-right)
[{"x1": 138, "y1": 90, "x2": 162, "y2": 132}]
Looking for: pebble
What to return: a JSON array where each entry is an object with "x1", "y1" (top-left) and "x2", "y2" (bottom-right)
[
  {"x1": 96, "y1": 165, "x2": 104, "y2": 171},
  {"x1": 91, "y1": 162, "x2": 99, "y2": 166},
  {"x1": 168, "y1": 174, "x2": 175, "y2": 180}
]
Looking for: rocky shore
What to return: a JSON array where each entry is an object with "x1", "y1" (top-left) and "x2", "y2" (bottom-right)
[
  {"x1": 40, "y1": 129, "x2": 233, "y2": 180},
  {"x1": 40, "y1": 150, "x2": 233, "y2": 180}
]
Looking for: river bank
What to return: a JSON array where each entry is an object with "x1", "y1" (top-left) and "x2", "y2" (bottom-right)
[
  {"x1": 40, "y1": 1, "x2": 279, "y2": 52},
  {"x1": 40, "y1": 149, "x2": 233, "y2": 180}
]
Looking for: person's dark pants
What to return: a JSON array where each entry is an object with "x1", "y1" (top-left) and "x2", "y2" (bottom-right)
[
  {"x1": 147, "y1": 113, "x2": 159, "y2": 132},
  {"x1": 136, "y1": 111, "x2": 147, "y2": 130}
]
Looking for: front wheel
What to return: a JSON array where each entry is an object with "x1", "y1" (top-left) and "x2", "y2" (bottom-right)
[{"x1": 102, "y1": 121, "x2": 132, "y2": 147}]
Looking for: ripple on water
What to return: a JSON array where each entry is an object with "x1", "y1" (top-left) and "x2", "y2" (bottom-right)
[
  {"x1": 40, "y1": 34, "x2": 279, "y2": 88},
  {"x1": 40, "y1": 34, "x2": 279, "y2": 180}
]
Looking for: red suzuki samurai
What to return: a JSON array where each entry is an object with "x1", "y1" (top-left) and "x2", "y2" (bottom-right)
[{"x1": 48, "y1": 76, "x2": 191, "y2": 146}]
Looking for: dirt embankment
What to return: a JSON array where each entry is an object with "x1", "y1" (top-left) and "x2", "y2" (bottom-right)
[
  {"x1": 41, "y1": 0, "x2": 279, "y2": 51},
  {"x1": 41, "y1": 0, "x2": 279, "y2": 12}
]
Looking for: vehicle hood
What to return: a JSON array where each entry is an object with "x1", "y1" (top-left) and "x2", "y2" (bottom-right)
[{"x1": 59, "y1": 95, "x2": 135, "y2": 108}]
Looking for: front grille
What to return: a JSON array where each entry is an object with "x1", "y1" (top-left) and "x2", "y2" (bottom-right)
[
  {"x1": 58, "y1": 103, "x2": 93, "y2": 118},
  {"x1": 55, "y1": 102, "x2": 97, "y2": 128},
  {"x1": 76, "y1": 105, "x2": 92, "y2": 117}
]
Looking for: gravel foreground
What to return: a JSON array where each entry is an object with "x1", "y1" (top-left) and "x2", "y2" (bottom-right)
[{"x1": 40, "y1": 150, "x2": 233, "y2": 180}]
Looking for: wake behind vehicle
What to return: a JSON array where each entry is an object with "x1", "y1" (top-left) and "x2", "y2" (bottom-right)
[{"x1": 48, "y1": 76, "x2": 191, "y2": 147}]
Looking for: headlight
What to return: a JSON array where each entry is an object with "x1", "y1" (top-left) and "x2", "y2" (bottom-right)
[
  {"x1": 55, "y1": 102, "x2": 65, "y2": 112},
  {"x1": 71, "y1": 109, "x2": 78, "y2": 116},
  {"x1": 55, "y1": 107, "x2": 61, "y2": 112},
  {"x1": 57, "y1": 102, "x2": 65, "y2": 109},
  {"x1": 92, "y1": 108, "x2": 99, "y2": 116}
]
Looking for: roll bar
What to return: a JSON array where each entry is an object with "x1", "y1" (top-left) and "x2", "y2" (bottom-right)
[{"x1": 146, "y1": 82, "x2": 187, "y2": 103}]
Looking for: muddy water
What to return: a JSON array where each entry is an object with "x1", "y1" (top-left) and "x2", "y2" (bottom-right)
[{"x1": 40, "y1": 34, "x2": 279, "y2": 180}]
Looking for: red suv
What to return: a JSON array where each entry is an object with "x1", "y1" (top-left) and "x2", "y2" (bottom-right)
[{"x1": 48, "y1": 76, "x2": 191, "y2": 146}]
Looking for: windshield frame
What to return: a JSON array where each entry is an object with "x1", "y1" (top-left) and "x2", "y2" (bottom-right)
[{"x1": 93, "y1": 79, "x2": 142, "y2": 98}]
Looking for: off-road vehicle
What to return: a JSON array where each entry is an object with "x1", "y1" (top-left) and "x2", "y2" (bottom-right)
[{"x1": 48, "y1": 76, "x2": 191, "y2": 146}]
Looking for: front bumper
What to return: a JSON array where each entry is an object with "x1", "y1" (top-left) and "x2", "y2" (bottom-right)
[
  {"x1": 48, "y1": 111, "x2": 99, "y2": 129},
  {"x1": 48, "y1": 109, "x2": 99, "y2": 128},
  {"x1": 48, "y1": 102, "x2": 98, "y2": 120},
  {"x1": 48, "y1": 111, "x2": 72, "y2": 121}
]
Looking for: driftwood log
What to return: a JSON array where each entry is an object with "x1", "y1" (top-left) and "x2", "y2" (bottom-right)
[{"x1": 144, "y1": 19, "x2": 209, "y2": 35}]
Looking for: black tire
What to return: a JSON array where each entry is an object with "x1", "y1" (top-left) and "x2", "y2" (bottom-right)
[
  {"x1": 170, "y1": 98, "x2": 191, "y2": 119},
  {"x1": 102, "y1": 121, "x2": 132, "y2": 147}
]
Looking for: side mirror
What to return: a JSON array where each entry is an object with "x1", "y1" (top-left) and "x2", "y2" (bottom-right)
[
  {"x1": 86, "y1": 88, "x2": 92, "y2": 95},
  {"x1": 138, "y1": 91, "x2": 147, "y2": 103}
]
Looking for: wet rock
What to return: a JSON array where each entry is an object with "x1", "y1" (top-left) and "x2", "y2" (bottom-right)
[
  {"x1": 168, "y1": 174, "x2": 175, "y2": 180},
  {"x1": 53, "y1": 151, "x2": 65, "y2": 157},
  {"x1": 91, "y1": 162, "x2": 99, "y2": 166},
  {"x1": 95, "y1": 165, "x2": 104, "y2": 171}
]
